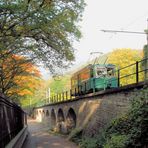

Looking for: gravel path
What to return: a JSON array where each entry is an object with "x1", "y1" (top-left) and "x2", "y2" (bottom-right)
[{"x1": 22, "y1": 118, "x2": 78, "y2": 148}]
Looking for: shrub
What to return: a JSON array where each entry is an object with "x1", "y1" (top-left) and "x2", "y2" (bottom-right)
[
  {"x1": 68, "y1": 128, "x2": 83, "y2": 144},
  {"x1": 79, "y1": 137, "x2": 99, "y2": 148},
  {"x1": 103, "y1": 87, "x2": 148, "y2": 148},
  {"x1": 104, "y1": 134, "x2": 128, "y2": 148}
]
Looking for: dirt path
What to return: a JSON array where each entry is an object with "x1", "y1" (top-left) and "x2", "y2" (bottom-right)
[{"x1": 22, "y1": 118, "x2": 78, "y2": 148}]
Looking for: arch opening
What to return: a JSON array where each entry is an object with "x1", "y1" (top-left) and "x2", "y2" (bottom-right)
[
  {"x1": 66, "y1": 108, "x2": 76, "y2": 132},
  {"x1": 51, "y1": 109, "x2": 56, "y2": 128},
  {"x1": 46, "y1": 110, "x2": 49, "y2": 117},
  {"x1": 57, "y1": 108, "x2": 65, "y2": 122},
  {"x1": 57, "y1": 108, "x2": 65, "y2": 132},
  {"x1": 42, "y1": 110, "x2": 45, "y2": 117}
]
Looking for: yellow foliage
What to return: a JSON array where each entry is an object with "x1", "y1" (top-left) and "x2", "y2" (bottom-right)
[{"x1": 108, "y1": 48, "x2": 143, "y2": 86}]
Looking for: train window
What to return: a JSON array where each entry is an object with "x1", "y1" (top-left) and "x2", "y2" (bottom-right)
[
  {"x1": 107, "y1": 68, "x2": 115, "y2": 76},
  {"x1": 96, "y1": 68, "x2": 107, "y2": 77},
  {"x1": 90, "y1": 69, "x2": 93, "y2": 78},
  {"x1": 79, "y1": 69, "x2": 90, "y2": 81}
]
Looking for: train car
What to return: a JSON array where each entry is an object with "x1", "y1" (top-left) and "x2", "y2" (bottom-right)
[{"x1": 71, "y1": 64, "x2": 118, "y2": 96}]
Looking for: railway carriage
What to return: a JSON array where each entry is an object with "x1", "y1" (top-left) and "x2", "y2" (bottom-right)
[{"x1": 71, "y1": 64, "x2": 118, "y2": 96}]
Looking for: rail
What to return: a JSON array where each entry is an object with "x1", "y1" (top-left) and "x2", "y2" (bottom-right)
[
  {"x1": 0, "y1": 94, "x2": 27, "y2": 148},
  {"x1": 47, "y1": 57, "x2": 148, "y2": 104}
]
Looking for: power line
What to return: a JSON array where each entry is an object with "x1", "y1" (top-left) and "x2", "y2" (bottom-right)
[
  {"x1": 101, "y1": 19, "x2": 148, "y2": 48},
  {"x1": 101, "y1": 30, "x2": 146, "y2": 34}
]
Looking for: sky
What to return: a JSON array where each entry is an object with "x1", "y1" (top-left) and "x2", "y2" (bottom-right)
[{"x1": 41, "y1": 0, "x2": 148, "y2": 79}]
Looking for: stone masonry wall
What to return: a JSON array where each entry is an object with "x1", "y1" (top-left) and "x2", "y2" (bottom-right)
[{"x1": 34, "y1": 83, "x2": 146, "y2": 137}]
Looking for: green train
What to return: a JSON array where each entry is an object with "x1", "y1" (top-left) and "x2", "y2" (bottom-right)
[{"x1": 71, "y1": 64, "x2": 118, "y2": 95}]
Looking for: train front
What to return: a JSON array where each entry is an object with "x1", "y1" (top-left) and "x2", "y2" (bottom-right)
[{"x1": 93, "y1": 64, "x2": 118, "y2": 90}]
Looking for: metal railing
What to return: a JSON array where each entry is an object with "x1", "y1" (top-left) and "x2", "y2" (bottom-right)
[
  {"x1": 0, "y1": 94, "x2": 27, "y2": 148},
  {"x1": 49, "y1": 57, "x2": 148, "y2": 104}
]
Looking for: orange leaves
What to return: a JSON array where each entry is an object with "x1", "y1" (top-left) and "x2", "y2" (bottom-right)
[{"x1": 0, "y1": 53, "x2": 42, "y2": 98}]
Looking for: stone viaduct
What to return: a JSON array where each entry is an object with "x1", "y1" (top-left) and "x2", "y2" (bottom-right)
[{"x1": 34, "y1": 81, "x2": 148, "y2": 136}]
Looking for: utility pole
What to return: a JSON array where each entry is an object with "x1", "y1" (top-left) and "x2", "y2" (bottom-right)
[{"x1": 146, "y1": 18, "x2": 148, "y2": 46}]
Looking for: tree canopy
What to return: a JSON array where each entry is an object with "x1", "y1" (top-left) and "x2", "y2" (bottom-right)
[
  {"x1": 0, "y1": 53, "x2": 42, "y2": 101},
  {"x1": 108, "y1": 48, "x2": 143, "y2": 85},
  {"x1": 0, "y1": 0, "x2": 85, "y2": 73}
]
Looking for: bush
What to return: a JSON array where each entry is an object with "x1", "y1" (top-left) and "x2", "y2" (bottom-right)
[
  {"x1": 68, "y1": 128, "x2": 83, "y2": 144},
  {"x1": 104, "y1": 134, "x2": 128, "y2": 148},
  {"x1": 103, "y1": 87, "x2": 148, "y2": 148},
  {"x1": 79, "y1": 137, "x2": 99, "y2": 148},
  {"x1": 69, "y1": 88, "x2": 148, "y2": 148}
]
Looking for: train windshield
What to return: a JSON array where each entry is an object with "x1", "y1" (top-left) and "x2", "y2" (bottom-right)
[
  {"x1": 107, "y1": 67, "x2": 115, "y2": 76},
  {"x1": 95, "y1": 65, "x2": 116, "y2": 77},
  {"x1": 95, "y1": 67, "x2": 107, "y2": 77}
]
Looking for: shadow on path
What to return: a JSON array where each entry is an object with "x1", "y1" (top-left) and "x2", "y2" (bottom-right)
[{"x1": 22, "y1": 118, "x2": 78, "y2": 148}]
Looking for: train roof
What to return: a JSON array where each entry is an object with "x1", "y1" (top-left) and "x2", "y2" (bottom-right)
[{"x1": 71, "y1": 64, "x2": 92, "y2": 77}]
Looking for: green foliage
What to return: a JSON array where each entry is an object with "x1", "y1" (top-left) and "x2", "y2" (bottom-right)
[
  {"x1": 68, "y1": 128, "x2": 83, "y2": 144},
  {"x1": 0, "y1": 0, "x2": 85, "y2": 73},
  {"x1": 78, "y1": 131, "x2": 106, "y2": 148},
  {"x1": 104, "y1": 134, "x2": 128, "y2": 148},
  {"x1": 103, "y1": 87, "x2": 148, "y2": 148},
  {"x1": 77, "y1": 87, "x2": 148, "y2": 148},
  {"x1": 79, "y1": 137, "x2": 99, "y2": 148},
  {"x1": 49, "y1": 74, "x2": 71, "y2": 94}
]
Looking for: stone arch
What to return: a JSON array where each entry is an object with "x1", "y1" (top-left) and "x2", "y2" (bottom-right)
[
  {"x1": 42, "y1": 110, "x2": 45, "y2": 117},
  {"x1": 51, "y1": 109, "x2": 56, "y2": 128},
  {"x1": 56, "y1": 108, "x2": 65, "y2": 133},
  {"x1": 66, "y1": 108, "x2": 77, "y2": 133},
  {"x1": 46, "y1": 110, "x2": 49, "y2": 117},
  {"x1": 57, "y1": 108, "x2": 65, "y2": 122}
]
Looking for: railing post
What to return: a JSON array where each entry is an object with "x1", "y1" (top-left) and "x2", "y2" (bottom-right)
[
  {"x1": 85, "y1": 82, "x2": 86, "y2": 93},
  {"x1": 118, "y1": 69, "x2": 120, "y2": 87},
  {"x1": 66, "y1": 91, "x2": 68, "y2": 100},
  {"x1": 52, "y1": 96, "x2": 53, "y2": 102},
  {"x1": 80, "y1": 85, "x2": 81, "y2": 95},
  {"x1": 54, "y1": 95, "x2": 55, "y2": 102},
  {"x1": 93, "y1": 79, "x2": 95, "y2": 93},
  {"x1": 70, "y1": 89, "x2": 72, "y2": 99},
  {"x1": 53, "y1": 96, "x2": 54, "y2": 102},
  {"x1": 136, "y1": 61, "x2": 139, "y2": 83},
  {"x1": 59, "y1": 93, "x2": 62, "y2": 101},
  {"x1": 75, "y1": 88, "x2": 76, "y2": 97},
  {"x1": 50, "y1": 96, "x2": 52, "y2": 103},
  {"x1": 57, "y1": 94, "x2": 58, "y2": 102},
  {"x1": 62, "y1": 92, "x2": 64, "y2": 101}
]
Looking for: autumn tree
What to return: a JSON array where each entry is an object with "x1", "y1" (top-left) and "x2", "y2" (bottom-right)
[
  {"x1": 108, "y1": 48, "x2": 143, "y2": 85},
  {"x1": 20, "y1": 79, "x2": 46, "y2": 108},
  {"x1": 48, "y1": 74, "x2": 71, "y2": 94},
  {"x1": 0, "y1": 53, "x2": 41, "y2": 102},
  {"x1": 0, "y1": 0, "x2": 85, "y2": 74}
]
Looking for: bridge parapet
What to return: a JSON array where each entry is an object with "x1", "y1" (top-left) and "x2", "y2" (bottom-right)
[{"x1": 0, "y1": 94, "x2": 27, "y2": 148}]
